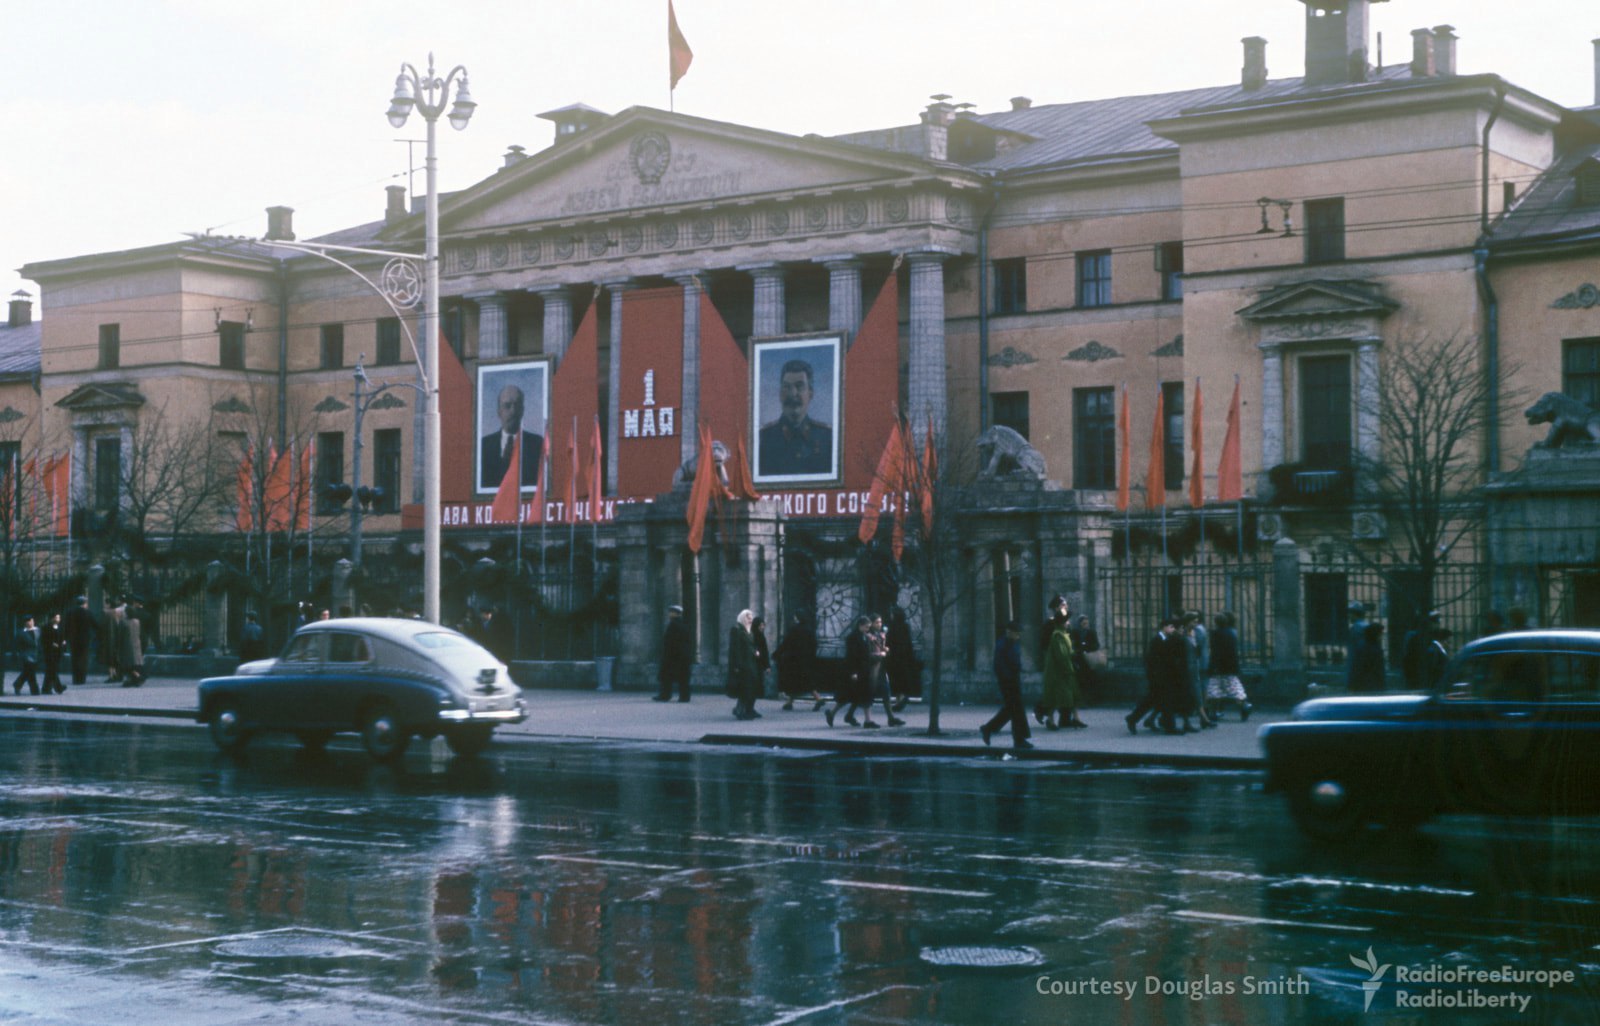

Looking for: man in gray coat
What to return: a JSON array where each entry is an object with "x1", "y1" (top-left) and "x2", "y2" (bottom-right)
[{"x1": 12, "y1": 615, "x2": 41, "y2": 696}]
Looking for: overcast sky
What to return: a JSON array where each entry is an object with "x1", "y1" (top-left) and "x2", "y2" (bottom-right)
[{"x1": 5, "y1": 0, "x2": 1597, "y2": 309}]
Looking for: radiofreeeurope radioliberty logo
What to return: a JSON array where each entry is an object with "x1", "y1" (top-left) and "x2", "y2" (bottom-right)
[{"x1": 1350, "y1": 947, "x2": 1390, "y2": 1012}]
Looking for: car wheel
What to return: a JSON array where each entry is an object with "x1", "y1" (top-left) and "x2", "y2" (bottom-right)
[
  {"x1": 444, "y1": 726, "x2": 494, "y2": 758},
  {"x1": 360, "y1": 704, "x2": 411, "y2": 761},
  {"x1": 1286, "y1": 778, "x2": 1370, "y2": 841},
  {"x1": 298, "y1": 731, "x2": 333, "y2": 753},
  {"x1": 208, "y1": 701, "x2": 252, "y2": 754}
]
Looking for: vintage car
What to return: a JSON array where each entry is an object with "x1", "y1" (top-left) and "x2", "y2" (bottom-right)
[
  {"x1": 197, "y1": 618, "x2": 527, "y2": 760},
  {"x1": 1260, "y1": 629, "x2": 1600, "y2": 839}
]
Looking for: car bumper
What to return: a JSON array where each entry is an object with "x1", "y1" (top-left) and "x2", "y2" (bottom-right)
[{"x1": 437, "y1": 697, "x2": 527, "y2": 725}]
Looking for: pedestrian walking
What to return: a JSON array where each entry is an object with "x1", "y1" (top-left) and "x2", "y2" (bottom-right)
[
  {"x1": 655, "y1": 605, "x2": 693, "y2": 703},
  {"x1": 120, "y1": 596, "x2": 146, "y2": 687},
  {"x1": 980, "y1": 622, "x2": 1034, "y2": 750},
  {"x1": 751, "y1": 616, "x2": 772, "y2": 701},
  {"x1": 1184, "y1": 611, "x2": 1216, "y2": 729},
  {"x1": 1038, "y1": 614, "x2": 1083, "y2": 729},
  {"x1": 867, "y1": 613, "x2": 904, "y2": 726},
  {"x1": 40, "y1": 612, "x2": 66, "y2": 694},
  {"x1": 726, "y1": 609, "x2": 761, "y2": 720},
  {"x1": 1204, "y1": 611, "x2": 1252, "y2": 720},
  {"x1": 825, "y1": 615, "x2": 877, "y2": 728},
  {"x1": 1126, "y1": 616, "x2": 1185, "y2": 735},
  {"x1": 1348, "y1": 621, "x2": 1386, "y2": 693},
  {"x1": 1069, "y1": 614, "x2": 1102, "y2": 696},
  {"x1": 1035, "y1": 595, "x2": 1068, "y2": 724},
  {"x1": 886, "y1": 606, "x2": 921, "y2": 713},
  {"x1": 12, "y1": 615, "x2": 41, "y2": 696},
  {"x1": 773, "y1": 613, "x2": 822, "y2": 710},
  {"x1": 239, "y1": 611, "x2": 267, "y2": 663},
  {"x1": 103, "y1": 597, "x2": 128, "y2": 683},
  {"x1": 64, "y1": 595, "x2": 94, "y2": 686},
  {"x1": 1345, "y1": 601, "x2": 1369, "y2": 690},
  {"x1": 1402, "y1": 611, "x2": 1445, "y2": 690}
]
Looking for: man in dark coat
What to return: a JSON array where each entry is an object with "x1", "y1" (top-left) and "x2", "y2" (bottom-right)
[
  {"x1": 980, "y1": 621, "x2": 1034, "y2": 750},
  {"x1": 825, "y1": 615, "x2": 877, "y2": 728},
  {"x1": 13, "y1": 615, "x2": 41, "y2": 696},
  {"x1": 656, "y1": 605, "x2": 693, "y2": 702},
  {"x1": 773, "y1": 614, "x2": 820, "y2": 710},
  {"x1": 239, "y1": 612, "x2": 268, "y2": 663},
  {"x1": 40, "y1": 613, "x2": 67, "y2": 694},
  {"x1": 64, "y1": 595, "x2": 95, "y2": 686},
  {"x1": 885, "y1": 606, "x2": 921, "y2": 712},
  {"x1": 1126, "y1": 616, "x2": 1184, "y2": 735}
]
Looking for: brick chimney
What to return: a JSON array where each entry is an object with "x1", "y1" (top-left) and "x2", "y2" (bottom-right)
[
  {"x1": 1411, "y1": 27, "x2": 1436, "y2": 77},
  {"x1": 385, "y1": 186, "x2": 407, "y2": 225},
  {"x1": 1009, "y1": 96, "x2": 1032, "y2": 111},
  {"x1": 265, "y1": 205, "x2": 295, "y2": 242},
  {"x1": 1242, "y1": 36, "x2": 1269, "y2": 90},
  {"x1": 503, "y1": 144, "x2": 527, "y2": 168},
  {"x1": 8, "y1": 291, "x2": 31, "y2": 328},
  {"x1": 1432, "y1": 25, "x2": 1457, "y2": 76},
  {"x1": 922, "y1": 95, "x2": 955, "y2": 161},
  {"x1": 1302, "y1": 0, "x2": 1373, "y2": 86}
]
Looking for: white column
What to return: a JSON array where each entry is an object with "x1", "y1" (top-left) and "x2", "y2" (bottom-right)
[
  {"x1": 675, "y1": 273, "x2": 704, "y2": 467},
  {"x1": 906, "y1": 249, "x2": 952, "y2": 446},
  {"x1": 1260, "y1": 342, "x2": 1285, "y2": 469},
  {"x1": 742, "y1": 263, "x2": 786, "y2": 338},
  {"x1": 537, "y1": 285, "x2": 572, "y2": 364},
  {"x1": 1355, "y1": 336, "x2": 1382, "y2": 472},
  {"x1": 602, "y1": 279, "x2": 633, "y2": 492},
  {"x1": 468, "y1": 291, "x2": 509, "y2": 360},
  {"x1": 818, "y1": 255, "x2": 863, "y2": 340}
]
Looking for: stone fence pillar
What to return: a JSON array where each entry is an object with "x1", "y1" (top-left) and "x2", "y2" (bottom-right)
[{"x1": 204, "y1": 561, "x2": 227, "y2": 655}]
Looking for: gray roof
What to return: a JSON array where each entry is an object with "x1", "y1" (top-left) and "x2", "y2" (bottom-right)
[
  {"x1": 1489, "y1": 142, "x2": 1600, "y2": 249},
  {"x1": 0, "y1": 319, "x2": 41, "y2": 380}
]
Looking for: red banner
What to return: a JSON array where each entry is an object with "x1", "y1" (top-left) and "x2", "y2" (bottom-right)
[{"x1": 616, "y1": 287, "x2": 685, "y2": 498}]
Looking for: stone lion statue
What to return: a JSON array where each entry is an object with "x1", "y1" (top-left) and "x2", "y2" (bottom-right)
[
  {"x1": 1526, "y1": 392, "x2": 1600, "y2": 449},
  {"x1": 976, "y1": 424, "x2": 1047, "y2": 478},
  {"x1": 673, "y1": 438, "x2": 731, "y2": 487}
]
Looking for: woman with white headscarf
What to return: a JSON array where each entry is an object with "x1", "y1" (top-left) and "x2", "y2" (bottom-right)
[{"x1": 726, "y1": 609, "x2": 761, "y2": 720}]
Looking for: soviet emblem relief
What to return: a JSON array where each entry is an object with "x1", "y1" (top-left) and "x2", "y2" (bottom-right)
[
  {"x1": 730, "y1": 213, "x2": 751, "y2": 240},
  {"x1": 522, "y1": 239, "x2": 541, "y2": 265},
  {"x1": 693, "y1": 218, "x2": 715, "y2": 245},
  {"x1": 622, "y1": 226, "x2": 643, "y2": 253},
  {"x1": 658, "y1": 222, "x2": 679, "y2": 249},
  {"x1": 885, "y1": 195, "x2": 909, "y2": 223},
  {"x1": 768, "y1": 209, "x2": 790, "y2": 236},
  {"x1": 554, "y1": 236, "x2": 576, "y2": 261},
  {"x1": 630, "y1": 131, "x2": 672, "y2": 185},
  {"x1": 844, "y1": 200, "x2": 868, "y2": 228},
  {"x1": 490, "y1": 243, "x2": 509, "y2": 269},
  {"x1": 458, "y1": 247, "x2": 478, "y2": 272}
]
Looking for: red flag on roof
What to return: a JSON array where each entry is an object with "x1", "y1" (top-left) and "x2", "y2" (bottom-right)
[
  {"x1": 1218, "y1": 378, "x2": 1243, "y2": 502},
  {"x1": 668, "y1": 1, "x2": 694, "y2": 90}
]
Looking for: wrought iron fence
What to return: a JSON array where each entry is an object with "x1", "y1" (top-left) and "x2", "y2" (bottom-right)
[{"x1": 1098, "y1": 557, "x2": 1273, "y2": 666}]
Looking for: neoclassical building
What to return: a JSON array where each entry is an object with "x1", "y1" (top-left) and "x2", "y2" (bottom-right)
[{"x1": 12, "y1": 0, "x2": 1600, "y2": 688}]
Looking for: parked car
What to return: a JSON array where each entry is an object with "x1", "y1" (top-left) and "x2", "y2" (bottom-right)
[
  {"x1": 1260, "y1": 629, "x2": 1600, "y2": 839},
  {"x1": 197, "y1": 618, "x2": 527, "y2": 760}
]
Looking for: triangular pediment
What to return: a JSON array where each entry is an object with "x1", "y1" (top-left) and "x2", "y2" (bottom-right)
[
  {"x1": 1237, "y1": 279, "x2": 1398, "y2": 322},
  {"x1": 412, "y1": 107, "x2": 951, "y2": 237},
  {"x1": 55, "y1": 381, "x2": 146, "y2": 411}
]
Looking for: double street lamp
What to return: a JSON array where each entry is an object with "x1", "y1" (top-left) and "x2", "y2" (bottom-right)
[{"x1": 385, "y1": 54, "x2": 475, "y2": 624}]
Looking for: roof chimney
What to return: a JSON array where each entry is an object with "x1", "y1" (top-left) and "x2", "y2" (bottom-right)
[
  {"x1": 922, "y1": 95, "x2": 954, "y2": 161},
  {"x1": 385, "y1": 186, "x2": 407, "y2": 225},
  {"x1": 1302, "y1": 0, "x2": 1373, "y2": 86},
  {"x1": 1432, "y1": 25, "x2": 1457, "y2": 76},
  {"x1": 503, "y1": 144, "x2": 527, "y2": 168},
  {"x1": 1009, "y1": 96, "x2": 1032, "y2": 111},
  {"x1": 1242, "y1": 36, "x2": 1269, "y2": 90},
  {"x1": 8, "y1": 291, "x2": 32, "y2": 329},
  {"x1": 265, "y1": 205, "x2": 295, "y2": 242},
  {"x1": 1411, "y1": 27, "x2": 1436, "y2": 77}
]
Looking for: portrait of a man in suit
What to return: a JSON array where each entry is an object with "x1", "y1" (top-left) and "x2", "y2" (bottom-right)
[{"x1": 477, "y1": 362, "x2": 548, "y2": 492}]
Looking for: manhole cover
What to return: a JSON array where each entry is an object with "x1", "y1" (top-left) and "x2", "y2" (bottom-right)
[
  {"x1": 920, "y1": 945, "x2": 1045, "y2": 970},
  {"x1": 215, "y1": 935, "x2": 382, "y2": 960}
]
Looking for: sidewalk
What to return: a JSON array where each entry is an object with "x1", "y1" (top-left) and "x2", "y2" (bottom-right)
[{"x1": 0, "y1": 677, "x2": 1274, "y2": 769}]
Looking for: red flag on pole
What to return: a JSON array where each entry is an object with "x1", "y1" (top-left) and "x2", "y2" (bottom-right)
[
  {"x1": 858, "y1": 418, "x2": 906, "y2": 547},
  {"x1": 264, "y1": 441, "x2": 292, "y2": 531},
  {"x1": 526, "y1": 443, "x2": 549, "y2": 525},
  {"x1": 1189, "y1": 378, "x2": 1205, "y2": 508},
  {"x1": 686, "y1": 424, "x2": 715, "y2": 554},
  {"x1": 919, "y1": 413, "x2": 937, "y2": 533},
  {"x1": 1146, "y1": 389, "x2": 1165, "y2": 510},
  {"x1": 563, "y1": 418, "x2": 579, "y2": 524},
  {"x1": 1218, "y1": 378, "x2": 1243, "y2": 502},
  {"x1": 45, "y1": 452, "x2": 70, "y2": 537},
  {"x1": 587, "y1": 415, "x2": 604, "y2": 522},
  {"x1": 236, "y1": 444, "x2": 255, "y2": 532},
  {"x1": 728, "y1": 433, "x2": 761, "y2": 501},
  {"x1": 1116, "y1": 385, "x2": 1131, "y2": 512},
  {"x1": 668, "y1": 1, "x2": 694, "y2": 90},
  {"x1": 490, "y1": 435, "x2": 522, "y2": 524},
  {"x1": 295, "y1": 437, "x2": 314, "y2": 531}
]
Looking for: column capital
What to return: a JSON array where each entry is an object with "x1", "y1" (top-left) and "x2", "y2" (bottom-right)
[
  {"x1": 813, "y1": 254, "x2": 863, "y2": 269},
  {"x1": 672, "y1": 270, "x2": 707, "y2": 288},
  {"x1": 736, "y1": 261, "x2": 786, "y2": 277},
  {"x1": 462, "y1": 289, "x2": 509, "y2": 303},
  {"x1": 901, "y1": 246, "x2": 960, "y2": 264},
  {"x1": 532, "y1": 283, "x2": 571, "y2": 299},
  {"x1": 1353, "y1": 335, "x2": 1383, "y2": 349},
  {"x1": 597, "y1": 277, "x2": 636, "y2": 291}
]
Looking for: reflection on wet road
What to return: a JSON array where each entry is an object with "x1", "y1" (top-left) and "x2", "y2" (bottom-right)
[{"x1": 0, "y1": 717, "x2": 1596, "y2": 1024}]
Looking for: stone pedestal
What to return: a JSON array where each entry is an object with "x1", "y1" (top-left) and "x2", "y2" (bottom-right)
[{"x1": 1486, "y1": 446, "x2": 1600, "y2": 621}]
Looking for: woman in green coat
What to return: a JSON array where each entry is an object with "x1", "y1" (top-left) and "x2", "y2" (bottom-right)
[{"x1": 1040, "y1": 620, "x2": 1085, "y2": 729}]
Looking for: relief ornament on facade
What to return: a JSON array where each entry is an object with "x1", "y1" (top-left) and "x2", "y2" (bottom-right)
[
  {"x1": 988, "y1": 346, "x2": 1038, "y2": 367},
  {"x1": 1065, "y1": 340, "x2": 1121, "y2": 363},
  {"x1": 1550, "y1": 284, "x2": 1600, "y2": 309},
  {"x1": 629, "y1": 131, "x2": 672, "y2": 186}
]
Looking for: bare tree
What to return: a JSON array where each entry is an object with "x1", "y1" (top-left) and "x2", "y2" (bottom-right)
[{"x1": 112, "y1": 401, "x2": 232, "y2": 580}]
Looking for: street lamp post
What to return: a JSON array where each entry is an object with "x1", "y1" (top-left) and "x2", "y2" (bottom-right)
[{"x1": 386, "y1": 53, "x2": 475, "y2": 625}]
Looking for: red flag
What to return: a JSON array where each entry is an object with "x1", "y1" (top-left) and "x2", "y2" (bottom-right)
[
  {"x1": 46, "y1": 452, "x2": 70, "y2": 537},
  {"x1": 919, "y1": 413, "x2": 937, "y2": 532},
  {"x1": 236, "y1": 444, "x2": 255, "y2": 532},
  {"x1": 526, "y1": 444, "x2": 549, "y2": 525},
  {"x1": 1146, "y1": 389, "x2": 1165, "y2": 510},
  {"x1": 264, "y1": 442, "x2": 292, "y2": 531},
  {"x1": 563, "y1": 418, "x2": 579, "y2": 524},
  {"x1": 1218, "y1": 378, "x2": 1243, "y2": 502},
  {"x1": 858, "y1": 418, "x2": 906, "y2": 546},
  {"x1": 587, "y1": 415, "x2": 604, "y2": 522},
  {"x1": 686, "y1": 424, "x2": 715, "y2": 554},
  {"x1": 668, "y1": 1, "x2": 694, "y2": 90},
  {"x1": 729, "y1": 433, "x2": 761, "y2": 501},
  {"x1": 294, "y1": 437, "x2": 314, "y2": 531},
  {"x1": 490, "y1": 435, "x2": 522, "y2": 524},
  {"x1": 1116, "y1": 385, "x2": 1131, "y2": 512},
  {"x1": 1189, "y1": 378, "x2": 1205, "y2": 508}
]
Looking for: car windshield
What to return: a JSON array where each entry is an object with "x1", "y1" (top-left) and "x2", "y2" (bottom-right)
[{"x1": 413, "y1": 631, "x2": 471, "y2": 650}]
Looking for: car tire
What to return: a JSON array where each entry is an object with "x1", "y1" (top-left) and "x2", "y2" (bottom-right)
[
  {"x1": 444, "y1": 726, "x2": 494, "y2": 758},
  {"x1": 1286, "y1": 778, "x2": 1369, "y2": 841},
  {"x1": 208, "y1": 701, "x2": 252, "y2": 754},
  {"x1": 360, "y1": 704, "x2": 411, "y2": 762},
  {"x1": 298, "y1": 731, "x2": 333, "y2": 753}
]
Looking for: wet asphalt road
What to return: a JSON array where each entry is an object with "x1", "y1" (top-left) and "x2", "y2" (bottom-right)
[{"x1": 0, "y1": 716, "x2": 1597, "y2": 1025}]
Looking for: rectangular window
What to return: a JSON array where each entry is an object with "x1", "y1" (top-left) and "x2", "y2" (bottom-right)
[
  {"x1": 991, "y1": 391, "x2": 1030, "y2": 440},
  {"x1": 320, "y1": 323, "x2": 345, "y2": 370},
  {"x1": 376, "y1": 318, "x2": 402, "y2": 366},
  {"x1": 98, "y1": 324, "x2": 120, "y2": 370},
  {"x1": 1304, "y1": 197, "x2": 1346, "y2": 264},
  {"x1": 1076, "y1": 249, "x2": 1112, "y2": 308},
  {"x1": 1162, "y1": 381, "x2": 1185, "y2": 491},
  {"x1": 373, "y1": 429, "x2": 402, "y2": 514},
  {"x1": 219, "y1": 321, "x2": 245, "y2": 370},
  {"x1": 1300, "y1": 354, "x2": 1352, "y2": 467},
  {"x1": 1563, "y1": 338, "x2": 1600, "y2": 409},
  {"x1": 993, "y1": 257, "x2": 1027, "y2": 315},
  {"x1": 1157, "y1": 241, "x2": 1184, "y2": 301},
  {"x1": 1304, "y1": 573, "x2": 1349, "y2": 647},
  {"x1": 94, "y1": 436, "x2": 121, "y2": 511},
  {"x1": 1073, "y1": 386, "x2": 1116, "y2": 490},
  {"x1": 443, "y1": 306, "x2": 465, "y2": 361},
  {"x1": 316, "y1": 431, "x2": 345, "y2": 514}
]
